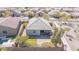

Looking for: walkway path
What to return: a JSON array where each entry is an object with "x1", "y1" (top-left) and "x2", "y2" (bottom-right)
[{"x1": 22, "y1": 28, "x2": 27, "y2": 36}]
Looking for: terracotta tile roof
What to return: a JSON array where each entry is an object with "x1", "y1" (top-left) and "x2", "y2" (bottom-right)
[{"x1": 0, "y1": 17, "x2": 21, "y2": 29}]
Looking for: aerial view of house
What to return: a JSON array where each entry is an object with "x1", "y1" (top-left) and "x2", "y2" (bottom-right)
[
  {"x1": 0, "y1": 7, "x2": 79, "y2": 51},
  {"x1": 0, "y1": 17, "x2": 21, "y2": 36},
  {"x1": 26, "y1": 17, "x2": 52, "y2": 36}
]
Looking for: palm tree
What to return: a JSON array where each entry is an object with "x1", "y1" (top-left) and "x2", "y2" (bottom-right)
[
  {"x1": 24, "y1": 10, "x2": 34, "y2": 18},
  {"x1": 4, "y1": 8, "x2": 12, "y2": 17},
  {"x1": 42, "y1": 13, "x2": 49, "y2": 20},
  {"x1": 23, "y1": 21, "x2": 28, "y2": 28},
  {"x1": 51, "y1": 28, "x2": 63, "y2": 47},
  {"x1": 15, "y1": 36, "x2": 28, "y2": 47},
  {"x1": 60, "y1": 12, "x2": 71, "y2": 21}
]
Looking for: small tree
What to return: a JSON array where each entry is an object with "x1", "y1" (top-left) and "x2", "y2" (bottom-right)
[
  {"x1": 51, "y1": 38, "x2": 59, "y2": 47},
  {"x1": 53, "y1": 27, "x2": 58, "y2": 37},
  {"x1": 24, "y1": 11, "x2": 34, "y2": 18},
  {"x1": 43, "y1": 13, "x2": 49, "y2": 20},
  {"x1": 23, "y1": 21, "x2": 28, "y2": 28},
  {"x1": 51, "y1": 28, "x2": 62, "y2": 47},
  {"x1": 60, "y1": 12, "x2": 71, "y2": 21},
  {"x1": 15, "y1": 36, "x2": 28, "y2": 47},
  {"x1": 4, "y1": 8, "x2": 12, "y2": 17}
]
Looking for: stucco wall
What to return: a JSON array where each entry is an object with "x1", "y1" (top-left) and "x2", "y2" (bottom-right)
[
  {"x1": 61, "y1": 36, "x2": 72, "y2": 51},
  {"x1": 26, "y1": 30, "x2": 40, "y2": 35}
]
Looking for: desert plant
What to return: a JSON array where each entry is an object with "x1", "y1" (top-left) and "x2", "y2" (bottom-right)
[
  {"x1": 4, "y1": 8, "x2": 12, "y2": 17},
  {"x1": 15, "y1": 36, "x2": 28, "y2": 47},
  {"x1": 24, "y1": 10, "x2": 34, "y2": 18},
  {"x1": 23, "y1": 21, "x2": 28, "y2": 28},
  {"x1": 25, "y1": 39, "x2": 37, "y2": 47},
  {"x1": 43, "y1": 13, "x2": 49, "y2": 20},
  {"x1": 51, "y1": 28, "x2": 63, "y2": 47},
  {"x1": 15, "y1": 36, "x2": 37, "y2": 47},
  {"x1": 41, "y1": 42, "x2": 54, "y2": 48},
  {"x1": 51, "y1": 38, "x2": 59, "y2": 47},
  {"x1": 60, "y1": 12, "x2": 71, "y2": 21}
]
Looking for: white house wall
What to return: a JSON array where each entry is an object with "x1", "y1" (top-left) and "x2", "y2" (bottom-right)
[
  {"x1": 26, "y1": 30, "x2": 40, "y2": 35},
  {"x1": 61, "y1": 36, "x2": 72, "y2": 51}
]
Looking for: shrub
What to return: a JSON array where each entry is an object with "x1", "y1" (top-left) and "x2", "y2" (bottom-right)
[
  {"x1": 41, "y1": 42, "x2": 54, "y2": 48},
  {"x1": 43, "y1": 13, "x2": 49, "y2": 20},
  {"x1": 15, "y1": 36, "x2": 28, "y2": 47},
  {"x1": 24, "y1": 11, "x2": 34, "y2": 18},
  {"x1": 25, "y1": 39, "x2": 37, "y2": 47},
  {"x1": 23, "y1": 21, "x2": 28, "y2": 28},
  {"x1": 51, "y1": 28, "x2": 63, "y2": 47},
  {"x1": 15, "y1": 36, "x2": 36, "y2": 47},
  {"x1": 51, "y1": 38, "x2": 59, "y2": 47},
  {"x1": 1, "y1": 48, "x2": 8, "y2": 51}
]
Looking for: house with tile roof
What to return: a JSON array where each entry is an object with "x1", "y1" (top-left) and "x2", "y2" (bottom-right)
[
  {"x1": 61, "y1": 29, "x2": 79, "y2": 51},
  {"x1": 0, "y1": 17, "x2": 21, "y2": 36}
]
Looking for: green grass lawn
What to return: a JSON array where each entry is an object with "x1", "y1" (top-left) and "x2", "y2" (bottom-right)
[
  {"x1": 25, "y1": 39, "x2": 37, "y2": 47},
  {"x1": 15, "y1": 36, "x2": 37, "y2": 47}
]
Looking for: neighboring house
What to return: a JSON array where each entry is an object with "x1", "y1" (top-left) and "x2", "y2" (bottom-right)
[
  {"x1": 62, "y1": 7, "x2": 74, "y2": 12},
  {"x1": 0, "y1": 10, "x2": 6, "y2": 17},
  {"x1": 35, "y1": 11, "x2": 45, "y2": 17},
  {"x1": 61, "y1": 29, "x2": 79, "y2": 51},
  {"x1": 23, "y1": 17, "x2": 29, "y2": 22},
  {"x1": 0, "y1": 17, "x2": 21, "y2": 36},
  {"x1": 26, "y1": 17, "x2": 52, "y2": 36},
  {"x1": 48, "y1": 10, "x2": 60, "y2": 18},
  {"x1": 70, "y1": 12, "x2": 79, "y2": 18},
  {"x1": 61, "y1": 8, "x2": 79, "y2": 18},
  {"x1": 11, "y1": 10, "x2": 22, "y2": 17}
]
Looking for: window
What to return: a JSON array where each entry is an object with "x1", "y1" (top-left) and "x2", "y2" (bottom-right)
[
  {"x1": 2, "y1": 31, "x2": 7, "y2": 34},
  {"x1": 33, "y1": 30, "x2": 36, "y2": 33},
  {"x1": 41, "y1": 30, "x2": 44, "y2": 33}
]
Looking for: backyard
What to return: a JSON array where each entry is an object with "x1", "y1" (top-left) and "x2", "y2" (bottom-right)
[
  {"x1": 15, "y1": 36, "x2": 37, "y2": 47},
  {"x1": 51, "y1": 27, "x2": 64, "y2": 47}
]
